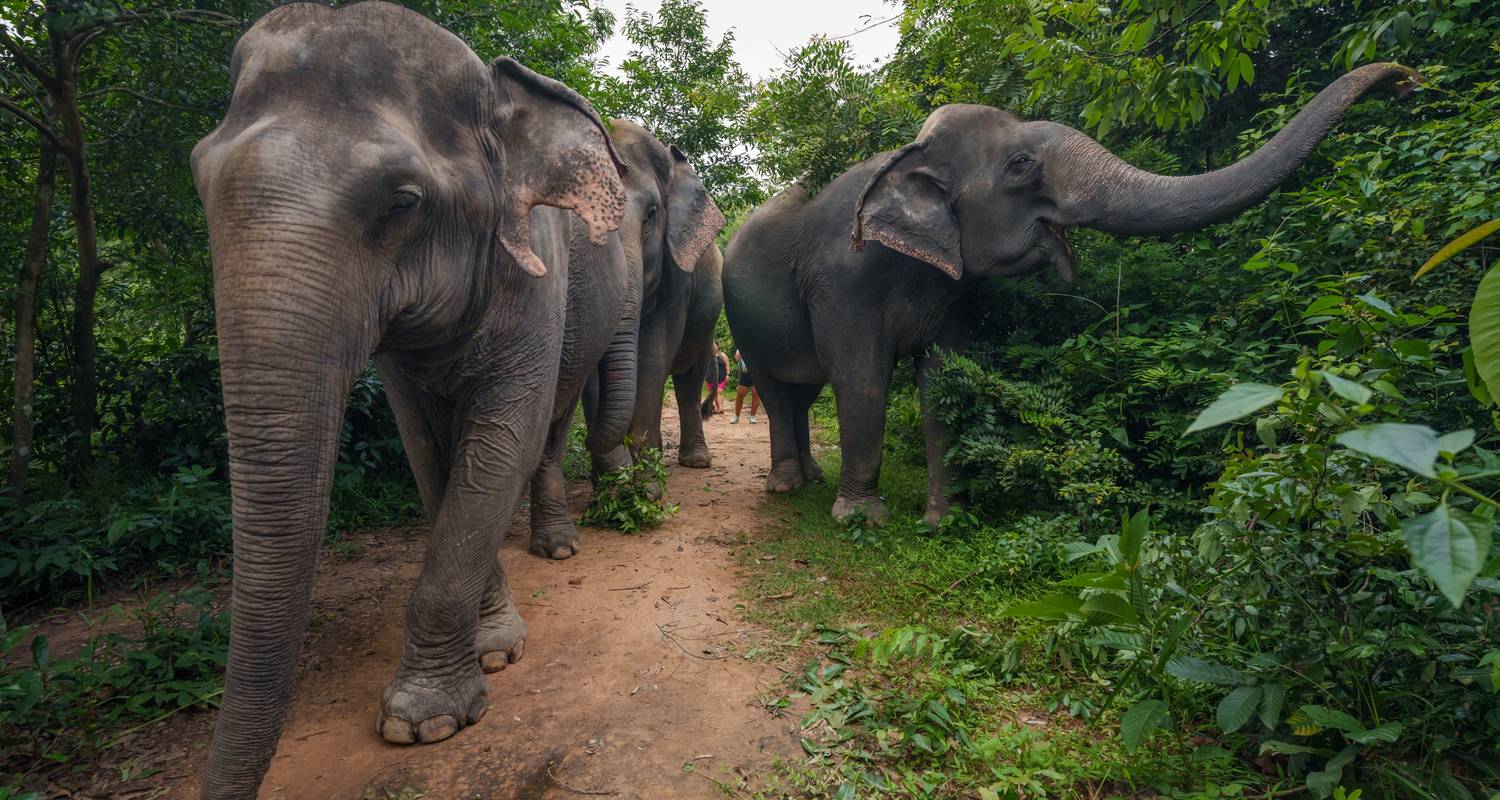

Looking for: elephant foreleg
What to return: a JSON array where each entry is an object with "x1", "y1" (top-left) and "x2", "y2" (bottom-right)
[
  {"x1": 529, "y1": 406, "x2": 581, "y2": 560},
  {"x1": 475, "y1": 553, "x2": 526, "y2": 672},
  {"x1": 378, "y1": 390, "x2": 549, "y2": 746},
  {"x1": 672, "y1": 352, "x2": 711, "y2": 468},
  {"x1": 756, "y1": 372, "x2": 812, "y2": 493},
  {"x1": 916, "y1": 349, "x2": 954, "y2": 528},
  {"x1": 830, "y1": 366, "x2": 893, "y2": 524}
]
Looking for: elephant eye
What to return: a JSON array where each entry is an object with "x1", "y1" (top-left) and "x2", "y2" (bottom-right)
[
  {"x1": 643, "y1": 204, "x2": 659, "y2": 223},
  {"x1": 387, "y1": 185, "x2": 424, "y2": 215},
  {"x1": 1009, "y1": 153, "x2": 1035, "y2": 172}
]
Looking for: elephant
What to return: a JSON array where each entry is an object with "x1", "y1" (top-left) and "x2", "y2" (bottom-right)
[
  {"x1": 723, "y1": 63, "x2": 1419, "y2": 527},
  {"x1": 190, "y1": 3, "x2": 631, "y2": 797},
  {"x1": 581, "y1": 120, "x2": 726, "y2": 482},
  {"x1": 529, "y1": 120, "x2": 724, "y2": 560}
]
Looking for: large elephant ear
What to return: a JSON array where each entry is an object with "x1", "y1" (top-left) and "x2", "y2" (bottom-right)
[
  {"x1": 490, "y1": 57, "x2": 627, "y2": 277},
  {"x1": 665, "y1": 145, "x2": 726, "y2": 273},
  {"x1": 851, "y1": 141, "x2": 962, "y2": 280}
]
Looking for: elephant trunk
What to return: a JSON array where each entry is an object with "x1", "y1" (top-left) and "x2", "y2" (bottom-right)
[
  {"x1": 1049, "y1": 62, "x2": 1419, "y2": 235},
  {"x1": 587, "y1": 265, "x2": 641, "y2": 457},
  {"x1": 201, "y1": 246, "x2": 377, "y2": 799}
]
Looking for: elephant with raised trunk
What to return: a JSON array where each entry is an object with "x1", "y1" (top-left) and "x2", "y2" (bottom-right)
[
  {"x1": 191, "y1": 4, "x2": 632, "y2": 797},
  {"x1": 723, "y1": 63, "x2": 1419, "y2": 526}
]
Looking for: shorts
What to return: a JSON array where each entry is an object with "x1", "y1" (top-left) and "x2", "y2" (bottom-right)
[{"x1": 737, "y1": 369, "x2": 754, "y2": 389}]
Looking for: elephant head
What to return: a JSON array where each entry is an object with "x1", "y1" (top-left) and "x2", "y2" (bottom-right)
[
  {"x1": 608, "y1": 119, "x2": 726, "y2": 311},
  {"x1": 189, "y1": 3, "x2": 624, "y2": 796},
  {"x1": 852, "y1": 62, "x2": 1419, "y2": 282}
]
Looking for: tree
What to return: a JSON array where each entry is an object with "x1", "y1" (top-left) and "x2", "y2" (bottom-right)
[{"x1": 597, "y1": 0, "x2": 761, "y2": 209}]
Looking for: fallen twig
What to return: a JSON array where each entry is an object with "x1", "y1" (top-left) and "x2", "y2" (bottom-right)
[
  {"x1": 761, "y1": 592, "x2": 795, "y2": 601},
  {"x1": 609, "y1": 581, "x2": 653, "y2": 591},
  {"x1": 657, "y1": 623, "x2": 729, "y2": 661},
  {"x1": 547, "y1": 762, "x2": 616, "y2": 795}
]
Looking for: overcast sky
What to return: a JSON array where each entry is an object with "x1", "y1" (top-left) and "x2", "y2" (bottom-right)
[{"x1": 595, "y1": 0, "x2": 902, "y2": 80}]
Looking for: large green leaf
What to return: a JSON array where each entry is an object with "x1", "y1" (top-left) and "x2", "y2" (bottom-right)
[
  {"x1": 1166, "y1": 657, "x2": 1249, "y2": 686},
  {"x1": 1258, "y1": 682, "x2": 1286, "y2": 731},
  {"x1": 1000, "y1": 593, "x2": 1083, "y2": 620},
  {"x1": 1335, "y1": 423, "x2": 1439, "y2": 478},
  {"x1": 1121, "y1": 699, "x2": 1169, "y2": 752},
  {"x1": 1471, "y1": 261, "x2": 1500, "y2": 400},
  {"x1": 1081, "y1": 592, "x2": 1139, "y2": 625},
  {"x1": 1417, "y1": 218, "x2": 1500, "y2": 279},
  {"x1": 1216, "y1": 685, "x2": 1262, "y2": 734},
  {"x1": 1401, "y1": 503, "x2": 1492, "y2": 607},
  {"x1": 1183, "y1": 383, "x2": 1285, "y2": 434}
]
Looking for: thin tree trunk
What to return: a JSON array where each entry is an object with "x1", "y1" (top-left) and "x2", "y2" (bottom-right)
[
  {"x1": 52, "y1": 61, "x2": 102, "y2": 479},
  {"x1": 7, "y1": 145, "x2": 58, "y2": 499}
]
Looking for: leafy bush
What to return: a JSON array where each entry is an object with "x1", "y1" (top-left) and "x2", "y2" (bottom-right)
[
  {"x1": 580, "y1": 445, "x2": 677, "y2": 533},
  {"x1": 0, "y1": 586, "x2": 228, "y2": 785}
]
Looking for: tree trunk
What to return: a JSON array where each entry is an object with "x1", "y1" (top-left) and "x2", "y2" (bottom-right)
[
  {"x1": 52, "y1": 59, "x2": 102, "y2": 479},
  {"x1": 7, "y1": 145, "x2": 58, "y2": 499}
]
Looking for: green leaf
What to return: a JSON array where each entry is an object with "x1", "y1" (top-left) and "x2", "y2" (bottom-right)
[
  {"x1": 1401, "y1": 503, "x2": 1491, "y2": 607},
  {"x1": 1085, "y1": 630, "x2": 1145, "y2": 651},
  {"x1": 1001, "y1": 593, "x2": 1083, "y2": 620},
  {"x1": 1436, "y1": 430, "x2": 1475, "y2": 458},
  {"x1": 1166, "y1": 657, "x2": 1249, "y2": 685},
  {"x1": 1299, "y1": 704, "x2": 1363, "y2": 733},
  {"x1": 1318, "y1": 372, "x2": 1371, "y2": 405},
  {"x1": 1347, "y1": 722, "x2": 1402, "y2": 745},
  {"x1": 1184, "y1": 383, "x2": 1285, "y2": 434},
  {"x1": 1081, "y1": 592, "x2": 1139, "y2": 625},
  {"x1": 1120, "y1": 509, "x2": 1148, "y2": 563},
  {"x1": 1057, "y1": 572, "x2": 1128, "y2": 590},
  {"x1": 1417, "y1": 218, "x2": 1500, "y2": 279},
  {"x1": 1335, "y1": 424, "x2": 1439, "y2": 478},
  {"x1": 1259, "y1": 682, "x2": 1286, "y2": 730},
  {"x1": 1121, "y1": 699, "x2": 1169, "y2": 752},
  {"x1": 31, "y1": 634, "x2": 49, "y2": 670},
  {"x1": 1216, "y1": 685, "x2": 1262, "y2": 734},
  {"x1": 1469, "y1": 262, "x2": 1500, "y2": 400}
]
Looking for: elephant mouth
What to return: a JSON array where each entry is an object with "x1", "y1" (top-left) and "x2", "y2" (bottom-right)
[{"x1": 1041, "y1": 219, "x2": 1076, "y2": 282}]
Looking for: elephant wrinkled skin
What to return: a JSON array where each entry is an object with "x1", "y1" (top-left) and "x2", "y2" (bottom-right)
[
  {"x1": 723, "y1": 63, "x2": 1419, "y2": 526},
  {"x1": 191, "y1": 4, "x2": 629, "y2": 798}
]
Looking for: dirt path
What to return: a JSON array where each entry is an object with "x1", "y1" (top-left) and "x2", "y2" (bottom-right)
[{"x1": 163, "y1": 401, "x2": 797, "y2": 800}]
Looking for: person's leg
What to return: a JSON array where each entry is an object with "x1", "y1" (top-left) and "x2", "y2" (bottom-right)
[
  {"x1": 751, "y1": 387, "x2": 761, "y2": 418},
  {"x1": 733, "y1": 385, "x2": 747, "y2": 421}
]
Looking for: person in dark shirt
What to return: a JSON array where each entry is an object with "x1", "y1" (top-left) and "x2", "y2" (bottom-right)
[{"x1": 731, "y1": 349, "x2": 760, "y2": 423}]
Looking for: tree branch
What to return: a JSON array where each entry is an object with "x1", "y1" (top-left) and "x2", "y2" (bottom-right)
[
  {"x1": 0, "y1": 29, "x2": 59, "y2": 88},
  {"x1": 78, "y1": 86, "x2": 213, "y2": 114},
  {"x1": 0, "y1": 94, "x2": 71, "y2": 153},
  {"x1": 66, "y1": 8, "x2": 242, "y2": 63}
]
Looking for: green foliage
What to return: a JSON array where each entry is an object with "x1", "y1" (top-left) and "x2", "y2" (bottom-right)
[
  {"x1": 0, "y1": 586, "x2": 228, "y2": 785},
  {"x1": 580, "y1": 445, "x2": 677, "y2": 533}
]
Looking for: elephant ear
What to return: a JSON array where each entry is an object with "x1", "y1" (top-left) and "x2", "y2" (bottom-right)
[
  {"x1": 490, "y1": 57, "x2": 628, "y2": 277},
  {"x1": 851, "y1": 141, "x2": 962, "y2": 280},
  {"x1": 665, "y1": 145, "x2": 726, "y2": 272}
]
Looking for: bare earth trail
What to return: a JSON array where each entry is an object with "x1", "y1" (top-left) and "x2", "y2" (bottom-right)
[{"x1": 170, "y1": 401, "x2": 799, "y2": 800}]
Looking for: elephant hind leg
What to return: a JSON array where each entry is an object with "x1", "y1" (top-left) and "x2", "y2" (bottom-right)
[
  {"x1": 673, "y1": 360, "x2": 712, "y2": 468},
  {"x1": 790, "y1": 384, "x2": 824, "y2": 483},
  {"x1": 529, "y1": 408, "x2": 581, "y2": 560},
  {"x1": 757, "y1": 373, "x2": 817, "y2": 493},
  {"x1": 475, "y1": 554, "x2": 527, "y2": 673}
]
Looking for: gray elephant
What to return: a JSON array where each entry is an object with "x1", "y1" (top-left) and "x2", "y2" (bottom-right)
[
  {"x1": 587, "y1": 121, "x2": 726, "y2": 475},
  {"x1": 528, "y1": 120, "x2": 724, "y2": 560},
  {"x1": 723, "y1": 63, "x2": 1418, "y2": 526},
  {"x1": 190, "y1": 4, "x2": 631, "y2": 798}
]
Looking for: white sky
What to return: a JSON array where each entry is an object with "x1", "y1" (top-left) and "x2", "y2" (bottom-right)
[{"x1": 596, "y1": 0, "x2": 903, "y2": 80}]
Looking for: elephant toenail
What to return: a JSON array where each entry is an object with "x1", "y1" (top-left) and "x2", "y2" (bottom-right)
[
  {"x1": 418, "y1": 715, "x2": 458, "y2": 743},
  {"x1": 508, "y1": 640, "x2": 525, "y2": 663},
  {"x1": 468, "y1": 698, "x2": 489, "y2": 724},
  {"x1": 481, "y1": 651, "x2": 510, "y2": 673},
  {"x1": 380, "y1": 716, "x2": 415, "y2": 745}
]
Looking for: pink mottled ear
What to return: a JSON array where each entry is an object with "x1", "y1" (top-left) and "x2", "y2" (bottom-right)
[
  {"x1": 490, "y1": 57, "x2": 627, "y2": 277},
  {"x1": 665, "y1": 145, "x2": 725, "y2": 272},
  {"x1": 851, "y1": 141, "x2": 962, "y2": 280}
]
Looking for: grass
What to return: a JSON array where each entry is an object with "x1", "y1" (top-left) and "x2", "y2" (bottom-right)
[{"x1": 732, "y1": 451, "x2": 1267, "y2": 799}]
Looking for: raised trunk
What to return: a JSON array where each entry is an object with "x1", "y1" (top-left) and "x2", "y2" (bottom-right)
[
  {"x1": 7, "y1": 145, "x2": 57, "y2": 499},
  {"x1": 1052, "y1": 63, "x2": 1419, "y2": 234},
  {"x1": 200, "y1": 253, "x2": 376, "y2": 799}
]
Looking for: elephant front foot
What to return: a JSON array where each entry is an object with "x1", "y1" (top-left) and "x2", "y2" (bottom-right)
[
  {"x1": 475, "y1": 606, "x2": 528, "y2": 674},
  {"x1": 832, "y1": 495, "x2": 888, "y2": 526},
  {"x1": 529, "y1": 517, "x2": 580, "y2": 560},
  {"x1": 377, "y1": 666, "x2": 489, "y2": 745},
  {"x1": 924, "y1": 496, "x2": 950, "y2": 529},
  {"x1": 766, "y1": 460, "x2": 807, "y2": 493},
  {"x1": 801, "y1": 457, "x2": 825, "y2": 483},
  {"x1": 678, "y1": 441, "x2": 712, "y2": 468}
]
